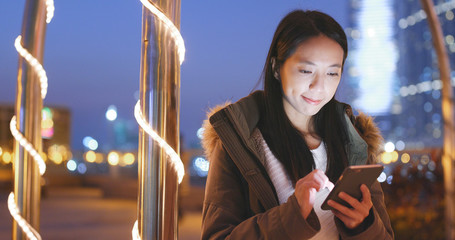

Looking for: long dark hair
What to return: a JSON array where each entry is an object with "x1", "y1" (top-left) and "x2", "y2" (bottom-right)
[{"x1": 258, "y1": 10, "x2": 349, "y2": 184}]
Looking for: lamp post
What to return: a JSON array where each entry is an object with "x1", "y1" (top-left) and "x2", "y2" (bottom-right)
[
  {"x1": 420, "y1": 0, "x2": 455, "y2": 239},
  {"x1": 137, "y1": 0, "x2": 182, "y2": 239},
  {"x1": 13, "y1": 0, "x2": 48, "y2": 239}
]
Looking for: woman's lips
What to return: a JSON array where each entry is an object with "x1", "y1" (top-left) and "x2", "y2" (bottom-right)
[{"x1": 302, "y1": 96, "x2": 322, "y2": 105}]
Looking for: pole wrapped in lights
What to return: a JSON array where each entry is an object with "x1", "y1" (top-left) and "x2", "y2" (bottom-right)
[
  {"x1": 8, "y1": 194, "x2": 42, "y2": 240},
  {"x1": 8, "y1": 1, "x2": 55, "y2": 239},
  {"x1": 134, "y1": 101, "x2": 185, "y2": 184},
  {"x1": 133, "y1": 0, "x2": 185, "y2": 239},
  {"x1": 138, "y1": 0, "x2": 185, "y2": 64}
]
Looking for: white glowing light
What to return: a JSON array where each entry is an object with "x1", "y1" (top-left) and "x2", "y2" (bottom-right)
[
  {"x1": 134, "y1": 101, "x2": 184, "y2": 183},
  {"x1": 377, "y1": 172, "x2": 387, "y2": 183},
  {"x1": 139, "y1": 0, "x2": 185, "y2": 64},
  {"x1": 384, "y1": 142, "x2": 395, "y2": 153},
  {"x1": 10, "y1": 116, "x2": 46, "y2": 175},
  {"x1": 45, "y1": 0, "x2": 55, "y2": 23},
  {"x1": 132, "y1": 220, "x2": 140, "y2": 240},
  {"x1": 106, "y1": 105, "x2": 118, "y2": 121},
  {"x1": 83, "y1": 136, "x2": 98, "y2": 150},
  {"x1": 193, "y1": 157, "x2": 209, "y2": 177},
  {"x1": 14, "y1": 36, "x2": 48, "y2": 99},
  {"x1": 197, "y1": 127, "x2": 205, "y2": 139},
  {"x1": 67, "y1": 159, "x2": 77, "y2": 171},
  {"x1": 8, "y1": 193, "x2": 42, "y2": 240}
]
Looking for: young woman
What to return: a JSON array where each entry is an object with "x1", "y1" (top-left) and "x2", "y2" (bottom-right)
[{"x1": 201, "y1": 10, "x2": 394, "y2": 239}]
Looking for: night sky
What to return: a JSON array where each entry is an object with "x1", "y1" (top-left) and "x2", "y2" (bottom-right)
[{"x1": 0, "y1": 0, "x2": 348, "y2": 150}]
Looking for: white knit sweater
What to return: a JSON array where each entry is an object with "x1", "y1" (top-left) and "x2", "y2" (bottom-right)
[{"x1": 252, "y1": 129, "x2": 338, "y2": 240}]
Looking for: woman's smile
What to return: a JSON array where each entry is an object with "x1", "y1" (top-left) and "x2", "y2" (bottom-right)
[{"x1": 302, "y1": 96, "x2": 322, "y2": 105}]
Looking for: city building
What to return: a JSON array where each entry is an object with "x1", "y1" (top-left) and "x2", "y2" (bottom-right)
[{"x1": 343, "y1": 0, "x2": 455, "y2": 149}]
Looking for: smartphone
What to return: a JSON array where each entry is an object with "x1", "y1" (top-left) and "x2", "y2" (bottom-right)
[{"x1": 321, "y1": 164, "x2": 384, "y2": 211}]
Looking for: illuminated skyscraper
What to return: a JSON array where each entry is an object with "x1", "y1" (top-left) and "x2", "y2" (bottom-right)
[{"x1": 343, "y1": 0, "x2": 455, "y2": 149}]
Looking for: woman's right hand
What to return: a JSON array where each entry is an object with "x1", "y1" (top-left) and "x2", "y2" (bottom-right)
[{"x1": 294, "y1": 169, "x2": 334, "y2": 219}]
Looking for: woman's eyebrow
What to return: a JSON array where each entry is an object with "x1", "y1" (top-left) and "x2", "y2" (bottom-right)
[{"x1": 298, "y1": 60, "x2": 342, "y2": 68}]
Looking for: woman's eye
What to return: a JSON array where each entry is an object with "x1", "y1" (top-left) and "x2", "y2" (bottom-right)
[
  {"x1": 300, "y1": 70, "x2": 312, "y2": 74},
  {"x1": 328, "y1": 72, "x2": 339, "y2": 77}
]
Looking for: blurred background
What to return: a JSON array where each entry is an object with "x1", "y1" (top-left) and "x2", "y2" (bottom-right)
[{"x1": 1, "y1": 0, "x2": 454, "y2": 239}]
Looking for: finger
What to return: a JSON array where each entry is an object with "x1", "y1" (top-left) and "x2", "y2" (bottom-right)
[
  {"x1": 338, "y1": 191, "x2": 362, "y2": 209},
  {"x1": 312, "y1": 170, "x2": 331, "y2": 191},
  {"x1": 332, "y1": 210, "x2": 360, "y2": 229},
  {"x1": 360, "y1": 184, "x2": 372, "y2": 203},
  {"x1": 327, "y1": 199, "x2": 354, "y2": 214},
  {"x1": 326, "y1": 180, "x2": 334, "y2": 191}
]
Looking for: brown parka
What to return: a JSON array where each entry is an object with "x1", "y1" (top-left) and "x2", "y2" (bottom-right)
[{"x1": 201, "y1": 91, "x2": 394, "y2": 239}]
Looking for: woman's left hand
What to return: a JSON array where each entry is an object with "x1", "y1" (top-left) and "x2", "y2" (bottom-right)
[{"x1": 327, "y1": 184, "x2": 373, "y2": 229}]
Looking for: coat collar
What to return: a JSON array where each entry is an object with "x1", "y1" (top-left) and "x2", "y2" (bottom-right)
[{"x1": 202, "y1": 90, "x2": 383, "y2": 165}]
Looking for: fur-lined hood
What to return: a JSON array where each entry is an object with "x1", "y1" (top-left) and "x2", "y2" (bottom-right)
[{"x1": 201, "y1": 92, "x2": 383, "y2": 164}]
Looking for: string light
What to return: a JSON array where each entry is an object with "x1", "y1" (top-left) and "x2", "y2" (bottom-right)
[
  {"x1": 9, "y1": 116, "x2": 46, "y2": 175},
  {"x1": 45, "y1": 0, "x2": 55, "y2": 23},
  {"x1": 134, "y1": 101, "x2": 185, "y2": 183},
  {"x1": 139, "y1": 0, "x2": 185, "y2": 64},
  {"x1": 133, "y1": 1, "x2": 185, "y2": 239},
  {"x1": 8, "y1": 1, "x2": 55, "y2": 239},
  {"x1": 14, "y1": 36, "x2": 48, "y2": 99},
  {"x1": 8, "y1": 193, "x2": 42, "y2": 240},
  {"x1": 132, "y1": 220, "x2": 140, "y2": 240}
]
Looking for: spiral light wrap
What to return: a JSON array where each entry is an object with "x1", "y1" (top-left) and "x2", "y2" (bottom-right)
[
  {"x1": 8, "y1": 1, "x2": 55, "y2": 239},
  {"x1": 132, "y1": 1, "x2": 185, "y2": 239}
]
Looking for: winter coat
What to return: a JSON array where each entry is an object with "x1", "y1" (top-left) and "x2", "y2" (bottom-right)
[{"x1": 201, "y1": 91, "x2": 394, "y2": 240}]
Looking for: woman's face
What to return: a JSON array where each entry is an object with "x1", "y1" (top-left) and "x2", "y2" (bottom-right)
[{"x1": 279, "y1": 35, "x2": 344, "y2": 125}]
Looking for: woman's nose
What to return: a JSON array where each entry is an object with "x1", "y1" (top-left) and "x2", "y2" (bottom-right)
[{"x1": 309, "y1": 75, "x2": 324, "y2": 92}]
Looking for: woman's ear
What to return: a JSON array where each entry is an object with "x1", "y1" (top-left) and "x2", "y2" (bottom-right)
[{"x1": 271, "y1": 57, "x2": 280, "y2": 80}]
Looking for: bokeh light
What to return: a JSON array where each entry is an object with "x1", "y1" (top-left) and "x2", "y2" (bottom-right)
[
  {"x1": 67, "y1": 160, "x2": 77, "y2": 171},
  {"x1": 197, "y1": 128, "x2": 204, "y2": 140},
  {"x1": 401, "y1": 153, "x2": 411, "y2": 164},
  {"x1": 2, "y1": 152, "x2": 12, "y2": 164},
  {"x1": 123, "y1": 153, "x2": 135, "y2": 165},
  {"x1": 85, "y1": 151, "x2": 96, "y2": 163},
  {"x1": 378, "y1": 172, "x2": 387, "y2": 183},
  {"x1": 77, "y1": 163, "x2": 87, "y2": 174},
  {"x1": 83, "y1": 136, "x2": 99, "y2": 151},
  {"x1": 106, "y1": 105, "x2": 118, "y2": 121},
  {"x1": 384, "y1": 142, "x2": 395, "y2": 152},
  {"x1": 192, "y1": 157, "x2": 209, "y2": 177},
  {"x1": 107, "y1": 152, "x2": 120, "y2": 166}
]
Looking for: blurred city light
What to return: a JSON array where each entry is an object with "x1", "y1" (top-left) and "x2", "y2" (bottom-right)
[
  {"x1": 401, "y1": 153, "x2": 411, "y2": 164},
  {"x1": 386, "y1": 175, "x2": 393, "y2": 184},
  {"x1": 83, "y1": 136, "x2": 98, "y2": 150},
  {"x1": 192, "y1": 157, "x2": 209, "y2": 177},
  {"x1": 391, "y1": 151, "x2": 399, "y2": 163},
  {"x1": 40, "y1": 152, "x2": 47, "y2": 162},
  {"x1": 95, "y1": 153, "x2": 104, "y2": 163},
  {"x1": 421, "y1": 155, "x2": 430, "y2": 165},
  {"x1": 41, "y1": 107, "x2": 54, "y2": 139},
  {"x1": 67, "y1": 160, "x2": 77, "y2": 171},
  {"x1": 2, "y1": 152, "x2": 12, "y2": 164},
  {"x1": 123, "y1": 153, "x2": 135, "y2": 165},
  {"x1": 77, "y1": 163, "x2": 87, "y2": 174},
  {"x1": 106, "y1": 105, "x2": 118, "y2": 121},
  {"x1": 384, "y1": 142, "x2": 395, "y2": 152},
  {"x1": 395, "y1": 140, "x2": 405, "y2": 151},
  {"x1": 84, "y1": 150, "x2": 96, "y2": 163},
  {"x1": 378, "y1": 172, "x2": 387, "y2": 183},
  {"x1": 197, "y1": 128, "x2": 204, "y2": 139},
  {"x1": 0, "y1": 146, "x2": 3, "y2": 156},
  {"x1": 107, "y1": 152, "x2": 120, "y2": 166},
  {"x1": 381, "y1": 152, "x2": 393, "y2": 164}
]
